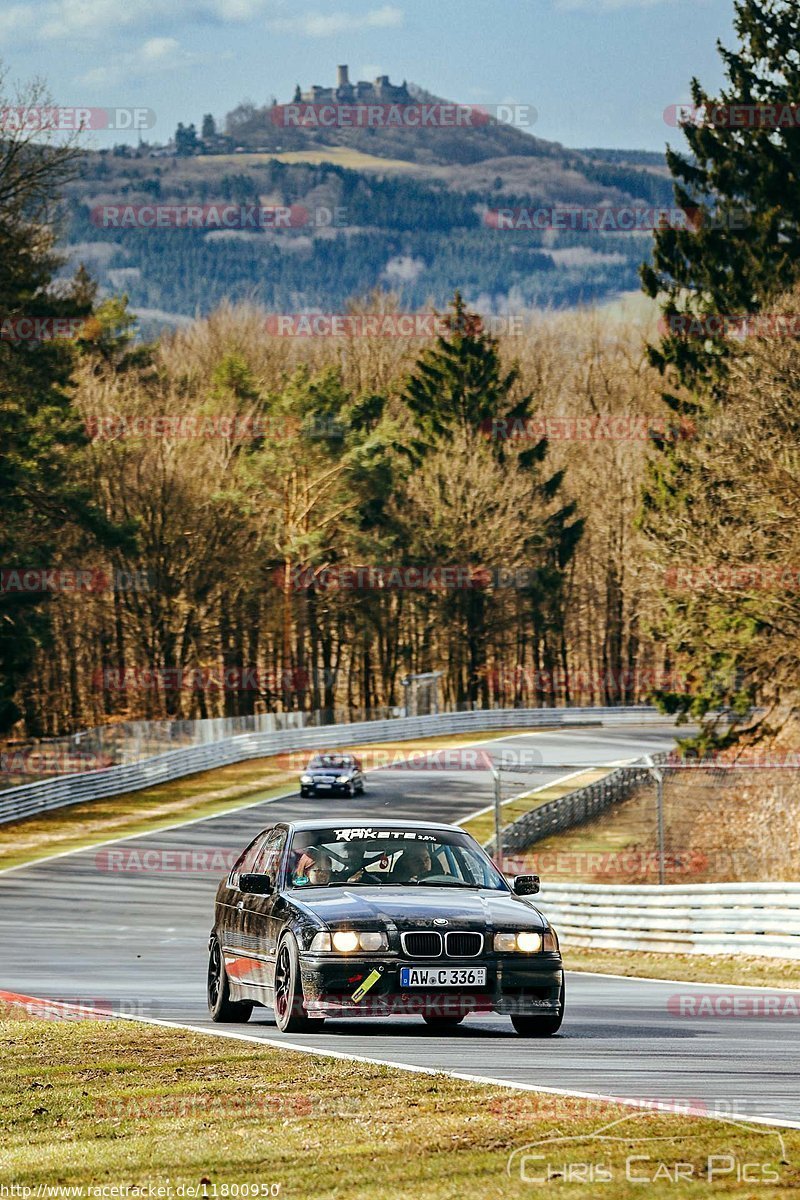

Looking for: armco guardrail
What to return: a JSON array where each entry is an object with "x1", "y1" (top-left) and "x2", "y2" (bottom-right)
[
  {"x1": 0, "y1": 705, "x2": 666, "y2": 826},
  {"x1": 498, "y1": 752, "x2": 669, "y2": 854},
  {"x1": 537, "y1": 882, "x2": 800, "y2": 959}
]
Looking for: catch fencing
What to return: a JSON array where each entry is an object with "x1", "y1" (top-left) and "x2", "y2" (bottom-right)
[{"x1": 0, "y1": 705, "x2": 665, "y2": 827}]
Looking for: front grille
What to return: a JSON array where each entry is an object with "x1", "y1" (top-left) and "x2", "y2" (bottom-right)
[
  {"x1": 445, "y1": 931, "x2": 483, "y2": 958},
  {"x1": 401, "y1": 931, "x2": 443, "y2": 958}
]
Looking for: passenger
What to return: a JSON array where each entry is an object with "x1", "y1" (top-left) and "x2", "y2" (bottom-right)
[
  {"x1": 293, "y1": 847, "x2": 332, "y2": 886},
  {"x1": 306, "y1": 851, "x2": 333, "y2": 886}
]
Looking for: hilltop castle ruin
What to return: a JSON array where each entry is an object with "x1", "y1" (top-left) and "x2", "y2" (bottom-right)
[{"x1": 295, "y1": 65, "x2": 411, "y2": 106}]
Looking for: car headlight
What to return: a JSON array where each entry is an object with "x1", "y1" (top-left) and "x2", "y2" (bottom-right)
[
  {"x1": 329, "y1": 930, "x2": 389, "y2": 953},
  {"x1": 493, "y1": 930, "x2": 543, "y2": 953},
  {"x1": 542, "y1": 927, "x2": 559, "y2": 953},
  {"x1": 336, "y1": 774, "x2": 350, "y2": 783},
  {"x1": 300, "y1": 775, "x2": 312, "y2": 784},
  {"x1": 309, "y1": 930, "x2": 388, "y2": 953}
]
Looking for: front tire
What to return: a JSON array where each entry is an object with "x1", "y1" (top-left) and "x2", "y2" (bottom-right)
[
  {"x1": 300, "y1": 787, "x2": 310, "y2": 798},
  {"x1": 274, "y1": 934, "x2": 325, "y2": 1033},
  {"x1": 208, "y1": 936, "x2": 253, "y2": 1023},
  {"x1": 511, "y1": 978, "x2": 565, "y2": 1037}
]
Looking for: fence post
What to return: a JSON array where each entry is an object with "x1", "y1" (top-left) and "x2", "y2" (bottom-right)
[
  {"x1": 492, "y1": 763, "x2": 502, "y2": 870},
  {"x1": 644, "y1": 756, "x2": 666, "y2": 885}
]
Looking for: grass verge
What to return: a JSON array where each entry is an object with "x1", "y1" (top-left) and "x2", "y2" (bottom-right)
[
  {"x1": 563, "y1": 946, "x2": 800, "y2": 990},
  {"x1": 0, "y1": 1009, "x2": 796, "y2": 1198},
  {"x1": 0, "y1": 729, "x2": 540, "y2": 874}
]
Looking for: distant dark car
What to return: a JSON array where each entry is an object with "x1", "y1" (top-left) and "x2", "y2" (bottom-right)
[
  {"x1": 207, "y1": 818, "x2": 564, "y2": 1037},
  {"x1": 299, "y1": 753, "x2": 364, "y2": 798}
]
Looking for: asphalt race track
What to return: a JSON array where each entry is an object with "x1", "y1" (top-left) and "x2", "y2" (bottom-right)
[{"x1": 2, "y1": 723, "x2": 799, "y2": 1128}]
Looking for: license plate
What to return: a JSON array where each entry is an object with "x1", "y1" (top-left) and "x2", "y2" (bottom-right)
[
  {"x1": 400, "y1": 967, "x2": 486, "y2": 988},
  {"x1": 316, "y1": 783, "x2": 331, "y2": 788}
]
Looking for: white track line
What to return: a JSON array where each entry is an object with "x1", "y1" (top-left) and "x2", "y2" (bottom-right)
[{"x1": 1, "y1": 989, "x2": 796, "y2": 1131}]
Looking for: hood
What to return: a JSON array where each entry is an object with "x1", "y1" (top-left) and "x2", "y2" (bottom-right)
[{"x1": 292, "y1": 886, "x2": 546, "y2": 932}]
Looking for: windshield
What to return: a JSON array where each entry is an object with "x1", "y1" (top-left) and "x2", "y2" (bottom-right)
[
  {"x1": 288, "y1": 826, "x2": 507, "y2": 890},
  {"x1": 308, "y1": 755, "x2": 352, "y2": 769}
]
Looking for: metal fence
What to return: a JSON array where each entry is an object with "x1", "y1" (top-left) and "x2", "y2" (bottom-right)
[
  {"x1": 536, "y1": 881, "x2": 800, "y2": 959},
  {"x1": 0, "y1": 707, "x2": 400, "y2": 790},
  {"x1": 498, "y1": 755, "x2": 800, "y2": 885},
  {"x1": 494, "y1": 753, "x2": 668, "y2": 856},
  {"x1": 0, "y1": 704, "x2": 665, "y2": 826}
]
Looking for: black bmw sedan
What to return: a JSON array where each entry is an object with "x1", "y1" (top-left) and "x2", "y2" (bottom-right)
[
  {"x1": 207, "y1": 818, "x2": 564, "y2": 1036},
  {"x1": 299, "y1": 754, "x2": 365, "y2": 798}
]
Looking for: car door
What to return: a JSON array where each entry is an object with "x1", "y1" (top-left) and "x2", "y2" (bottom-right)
[
  {"x1": 220, "y1": 830, "x2": 272, "y2": 988},
  {"x1": 239, "y1": 826, "x2": 288, "y2": 992}
]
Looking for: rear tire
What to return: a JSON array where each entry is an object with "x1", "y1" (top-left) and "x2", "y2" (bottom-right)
[
  {"x1": 274, "y1": 934, "x2": 325, "y2": 1033},
  {"x1": 208, "y1": 936, "x2": 253, "y2": 1023},
  {"x1": 511, "y1": 978, "x2": 564, "y2": 1037}
]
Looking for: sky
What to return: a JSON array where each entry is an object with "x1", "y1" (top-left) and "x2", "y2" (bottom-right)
[{"x1": 0, "y1": 0, "x2": 738, "y2": 152}]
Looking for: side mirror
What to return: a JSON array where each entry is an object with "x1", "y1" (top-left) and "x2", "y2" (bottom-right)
[
  {"x1": 513, "y1": 874, "x2": 540, "y2": 896},
  {"x1": 239, "y1": 873, "x2": 273, "y2": 896}
]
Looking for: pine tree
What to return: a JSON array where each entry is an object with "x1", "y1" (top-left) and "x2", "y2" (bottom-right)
[
  {"x1": 640, "y1": 0, "x2": 800, "y2": 732},
  {"x1": 400, "y1": 294, "x2": 583, "y2": 705},
  {"x1": 641, "y1": 0, "x2": 800, "y2": 398},
  {"x1": 0, "y1": 76, "x2": 121, "y2": 731}
]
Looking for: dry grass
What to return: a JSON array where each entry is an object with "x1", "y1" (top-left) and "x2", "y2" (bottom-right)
[
  {"x1": 190, "y1": 148, "x2": 418, "y2": 171},
  {"x1": 0, "y1": 1010, "x2": 796, "y2": 1198}
]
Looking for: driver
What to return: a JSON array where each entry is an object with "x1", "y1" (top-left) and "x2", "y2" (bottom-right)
[
  {"x1": 330, "y1": 843, "x2": 367, "y2": 883},
  {"x1": 392, "y1": 843, "x2": 432, "y2": 883}
]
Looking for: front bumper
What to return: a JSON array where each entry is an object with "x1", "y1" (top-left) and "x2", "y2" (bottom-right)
[
  {"x1": 298, "y1": 952, "x2": 563, "y2": 1018},
  {"x1": 302, "y1": 781, "x2": 353, "y2": 794}
]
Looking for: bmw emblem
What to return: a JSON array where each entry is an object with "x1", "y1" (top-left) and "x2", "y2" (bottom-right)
[{"x1": 433, "y1": 918, "x2": 448, "y2": 926}]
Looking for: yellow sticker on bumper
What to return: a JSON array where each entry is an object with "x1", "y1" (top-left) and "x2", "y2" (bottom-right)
[{"x1": 351, "y1": 967, "x2": 384, "y2": 1003}]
